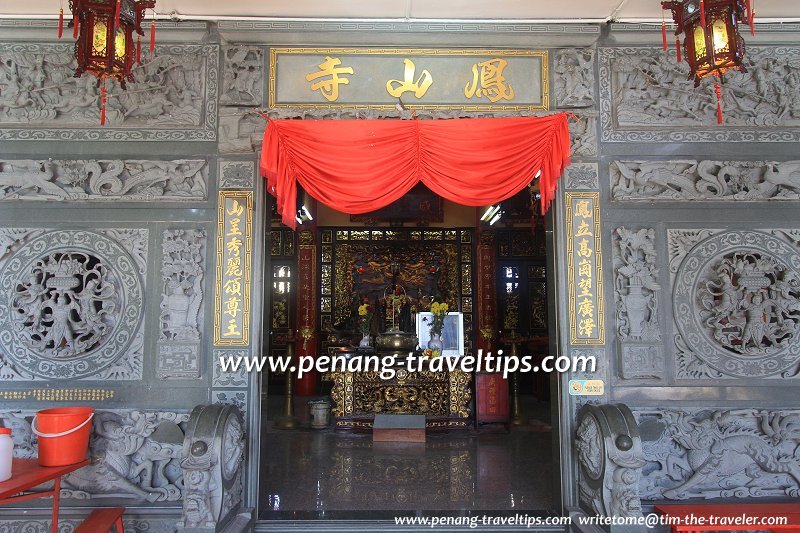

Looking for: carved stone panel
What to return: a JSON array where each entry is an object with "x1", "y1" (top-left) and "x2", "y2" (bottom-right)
[
  {"x1": 611, "y1": 160, "x2": 800, "y2": 201},
  {"x1": 565, "y1": 163, "x2": 599, "y2": 190},
  {"x1": 569, "y1": 112, "x2": 598, "y2": 158},
  {"x1": 672, "y1": 230, "x2": 800, "y2": 379},
  {"x1": 0, "y1": 159, "x2": 207, "y2": 201},
  {"x1": 219, "y1": 109, "x2": 266, "y2": 154},
  {"x1": 600, "y1": 46, "x2": 800, "y2": 143},
  {"x1": 157, "y1": 229, "x2": 206, "y2": 380},
  {"x1": 0, "y1": 43, "x2": 218, "y2": 141},
  {"x1": 218, "y1": 160, "x2": 255, "y2": 190},
  {"x1": 553, "y1": 48, "x2": 595, "y2": 108},
  {"x1": 0, "y1": 229, "x2": 146, "y2": 380},
  {"x1": 613, "y1": 227, "x2": 663, "y2": 380},
  {"x1": 212, "y1": 349, "x2": 249, "y2": 388},
  {"x1": 0, "y1": 409, "x2": 189, "y2": 501},
  {"x1": 637, "y1": 408, "x2": 800, "y2": 500},
  {"x1": 220, "y1": 46, "x2": 264, "y2": 106}
]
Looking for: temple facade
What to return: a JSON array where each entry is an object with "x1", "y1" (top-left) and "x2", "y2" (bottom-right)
[{"x1": 0, "y1": 13, "x2": 799, "y2": 533}]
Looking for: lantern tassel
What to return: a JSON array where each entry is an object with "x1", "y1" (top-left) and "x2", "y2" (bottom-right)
[
  {"x1": 676, "y1": 36, "x2": 682, "y2": 63},
  {"x1": 58, "y1": 8, "x2": 64, "y2": 38},
  {"x1": 699, "y1": 0, "x2": 706, "y2": 28},
  {"x1": 72, "y1": 13, "x2": 79, "y2": 38},
  {"x1": 114, "y1": 0, "x2": 121, "y2": 30},
  {"x1": 100, "y1": 80, "x2": 107, "y2": 126},
  {"x1": 150, "y1": 18, "x2": 156, "y2": 54},
  {"x1": 137, "y1": 36, "x2": 141, "y2": 64},
  {"x1": 749, "y1": 0, "x2": 756, "y2": 36},
  {"x1": 715, "y1": 82, "x2": 723, "y2": 125},
  {"x1": 662, "y1": 13, "x2": 668, "y2": 51}
]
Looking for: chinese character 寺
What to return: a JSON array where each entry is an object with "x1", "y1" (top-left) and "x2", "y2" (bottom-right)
[
  {"x1": 386, "y1": 58, "x2": 433, "y2": 99},
  {"x1": 305, "y1": 56, "x2": 354, "y2": 102},
  {"x1": 464, "y1": 58, "x2": 515, "y2": 102}
]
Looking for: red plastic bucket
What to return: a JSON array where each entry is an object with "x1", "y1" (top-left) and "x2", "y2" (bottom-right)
[{"x1": 32, "y1": 407, "x2": 94, "y2": 467}]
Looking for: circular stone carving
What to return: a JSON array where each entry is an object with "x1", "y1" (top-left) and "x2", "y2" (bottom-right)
[
  {"x1": 576, "y1": 414, "x2": 603, "y2": 481},
  {"x1": 673, "y1": 230, "x2": 800, "y2": 377},
  {"x1": 0, "y1": 230, "x2": 143, "y2": 379}
]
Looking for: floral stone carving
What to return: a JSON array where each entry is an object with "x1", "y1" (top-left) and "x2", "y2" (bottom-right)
[
  {"x1": 673, "y1": 230, "x2": 800, "y2": 378},
  {"x1": 637, "y1": 408, "x2": 800, "y2": 500},
  {"x1": 0, "y1": 230, "x2": 145, "y2": 380}
]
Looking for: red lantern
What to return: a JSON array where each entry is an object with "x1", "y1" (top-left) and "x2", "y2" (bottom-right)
[
  {"x1": 662, "y1": 0, "x2": 748, "y2": 86},
  {"x1": 67, "y1": 0, "x2": 155, "y2": 89}
]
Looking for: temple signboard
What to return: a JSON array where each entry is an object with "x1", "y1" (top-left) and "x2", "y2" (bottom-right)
[
  {"x1": 214, "y1": 190, "x2": 253, "y2": 346},
  {"x1": 269, "y1": 47, "x2": 549, "y2": 111},
  {"x1": 566, "y1": 192, "x2": 605, "y2": 345}
]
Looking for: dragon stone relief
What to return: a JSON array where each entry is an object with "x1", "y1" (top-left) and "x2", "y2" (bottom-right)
[
  {"x1": 0, "y1": 45, "x2": 206, "y2": 127},
  {"x1": 0, "y1": 159, "x2": 207, "y2": 201},
  {"x1": 158, "y1": 229, "x2": 206, "y2": 379},
  {"x1": 672, "y1": 230, "x2": 800, "y2": 379},
  {"x1": 220, "y1": 46, "x2": 264, "y2": 106},
  {"x1": 613, "y1": 228, "x2": 663, "y2": 380},
  {"x1": 0, "y1": 410, "x2": 188, "y2": 501},
  {"x1": 637, "y1": 409, "x2": 800, "y2": 500},
  {"x1": 553, "y1": 48, "x2": 595, "y2": 108},
  {"x1": 0, "y1": 229, "x2": 146, "y2": 380},
  {"x1": 611, "y1": 160, "x2": 800, "y2": 201}
]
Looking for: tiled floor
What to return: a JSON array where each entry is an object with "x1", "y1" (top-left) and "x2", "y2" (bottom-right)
[{"x1": 259, "y1": 397, "x2": 554, "y2": 519}]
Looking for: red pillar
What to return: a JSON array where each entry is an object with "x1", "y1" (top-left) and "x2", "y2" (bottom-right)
[{"x1": 294, "y1": 228, "x2": 318, "y2": 396}]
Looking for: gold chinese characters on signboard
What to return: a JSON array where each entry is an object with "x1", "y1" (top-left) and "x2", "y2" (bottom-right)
[
  {"x1": 566, "y1": 192, "x2": 605, "y2": 345},
  {"x1": 270, "y1": 48, "x2": 548, "y2": 111},
  {"x1": 214, "y1": 190, "x2": 253, "y2": 346}
]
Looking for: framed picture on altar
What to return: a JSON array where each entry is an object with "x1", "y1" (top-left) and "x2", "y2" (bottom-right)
[{"x1": 416, "y1": 312, "x2": 464, "y2": 357}]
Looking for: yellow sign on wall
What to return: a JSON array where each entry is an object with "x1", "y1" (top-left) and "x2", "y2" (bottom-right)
[
  {"x1": 566, "y1": 192, "x2": 605, "y2": 345},
  {"x1": 269, "y1": 47, "x2": 549, "y2": 111},
  {"x1": 214, "y1": 190, "x2": 253, "y2": 346}
]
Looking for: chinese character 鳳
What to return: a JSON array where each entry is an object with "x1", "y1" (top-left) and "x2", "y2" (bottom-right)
[{"x1": 464, "y1": 58, "x2": 515, "y2": 102}]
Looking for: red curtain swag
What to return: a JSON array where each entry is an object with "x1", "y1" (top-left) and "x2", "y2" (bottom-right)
[{"x1": 260, "y1": 113, "x2": 572, "y2": 230}]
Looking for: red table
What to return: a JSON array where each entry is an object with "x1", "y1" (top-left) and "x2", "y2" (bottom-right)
[
  {"x1": 656, "y1": 503, "x2": 800, "y2": 532},
  {"x1": 0, "y1": 458, "x2": 90, "y2": 533}
]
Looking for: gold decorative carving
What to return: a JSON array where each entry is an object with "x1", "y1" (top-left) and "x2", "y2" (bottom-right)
[{"x1": 328, "y1": 368, "x2": 472, "y2": 423}]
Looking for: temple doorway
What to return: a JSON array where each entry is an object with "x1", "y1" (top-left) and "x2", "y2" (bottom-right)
[{"x1": 257, "y1": 186, "x2": 562, "y2": 523}]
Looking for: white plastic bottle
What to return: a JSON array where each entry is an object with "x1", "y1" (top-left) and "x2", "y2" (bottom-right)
[{"x1": 0, "y1": 427, "x2": 12, "y2": 482}]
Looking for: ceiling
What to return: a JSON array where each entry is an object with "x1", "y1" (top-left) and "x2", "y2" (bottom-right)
[{"x1": 4, "y1": 0, "x2": 800, "y2": 23}]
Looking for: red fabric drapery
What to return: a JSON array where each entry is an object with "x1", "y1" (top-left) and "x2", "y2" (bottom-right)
[{"x1": 261, "y1": 113, "x2": 571, "y2": 230}]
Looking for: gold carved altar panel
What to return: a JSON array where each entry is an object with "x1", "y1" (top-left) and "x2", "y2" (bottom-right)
[{"x1": 328, "y1": 368, "x2": 472, "y2": 430}]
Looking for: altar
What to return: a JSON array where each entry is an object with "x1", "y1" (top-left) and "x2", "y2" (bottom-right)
[{"x1": 327, "y1": 364, "x2": 472, "y2": 430}]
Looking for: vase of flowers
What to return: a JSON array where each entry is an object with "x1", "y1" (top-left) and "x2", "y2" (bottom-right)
[
  {"x1": 427, "y1": 301, "x2": 448, "y2": 354},
  {"x1": 358, "y1": 299, "x2": 373, "y2": 347}
]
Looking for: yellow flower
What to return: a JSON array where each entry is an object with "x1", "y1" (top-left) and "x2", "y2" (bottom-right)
[
  {"x1": 358, "y1": 304, "x2": 368, "y2": 316},
  {"x1": 431, "y1": 302, "x2": 440, "y2": 314},
  {"x1": 440, "y1": 303, "x2": 449, "y2": 314}
]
